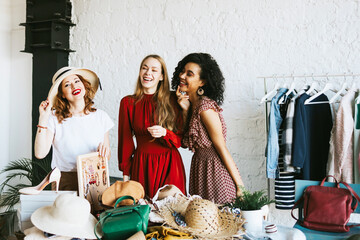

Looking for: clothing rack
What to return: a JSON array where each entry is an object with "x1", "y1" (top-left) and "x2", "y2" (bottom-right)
[
  {"x1": 261, "y1": 73, "x2": 360, "y2": 200},
  {"x1": 261, "y1": 73, "x2": 360, "y2": 99},
  {"x1": 258, "y1": 73, "x2": 360, "y2": 79}
]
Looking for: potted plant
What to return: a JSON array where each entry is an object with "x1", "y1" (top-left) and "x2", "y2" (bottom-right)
[
  {"x1": 224, "y1": 188, "x2": 275, "y2": 232},
  {"x1": 0, "y1": 158, "x2": 51, "y2": 239}
]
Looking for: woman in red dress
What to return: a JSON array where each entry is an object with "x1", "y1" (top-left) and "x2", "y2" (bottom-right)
[{"x1": 118, "y1": 55, "x2": 186, "y2": 198}]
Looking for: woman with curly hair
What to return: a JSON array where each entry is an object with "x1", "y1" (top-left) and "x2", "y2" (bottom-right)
[
  {"x1": 118, "y1": 55, "x2": 186, "y2": 198},
  {"x1": 34, "y1": 67, "x2": 114, "y2": 191},
  {"x1": 172, "y1": 53, "x2": 244, "y2": 204}
]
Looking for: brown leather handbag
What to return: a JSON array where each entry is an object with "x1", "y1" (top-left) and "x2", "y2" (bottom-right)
[{"x1": 291, "y1": 176, "x2": 360, "y2": 232}]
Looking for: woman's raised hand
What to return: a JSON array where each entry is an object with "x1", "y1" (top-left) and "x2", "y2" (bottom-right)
[
  {"x1": 147, "y1": 125, "x2": 167, "y2": 138},
  {"x1": 39, "y1": 100, "x2": 51, "y2": 116},
  {"x1": 176, "y1": 86, "x2": 190, "y2": 111},
  {"x1": 38, "y1": 100, "x2": 52, "y2": 126}
]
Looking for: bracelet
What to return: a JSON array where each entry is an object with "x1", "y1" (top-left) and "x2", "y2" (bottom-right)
[{"x1": 37, "y1": 125, "x2": 47, "y2": 133}]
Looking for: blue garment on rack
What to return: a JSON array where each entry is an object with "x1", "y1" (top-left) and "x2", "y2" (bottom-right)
[
  {"x1": 292, "y1": 93, "x2": 332, "y2": 180},
  {"x1": 266, "y1": 88, "x2": 288, "y2": 179}
]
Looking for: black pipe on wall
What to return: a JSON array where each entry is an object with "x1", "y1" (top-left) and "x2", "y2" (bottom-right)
[{"x1": 21, "y1": 0, "x2": 75, "y2": 184}]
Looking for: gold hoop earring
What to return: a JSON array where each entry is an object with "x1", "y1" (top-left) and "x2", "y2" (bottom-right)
[{"x1": 197, "y1": 87, "x2": 204, "y2": 96}]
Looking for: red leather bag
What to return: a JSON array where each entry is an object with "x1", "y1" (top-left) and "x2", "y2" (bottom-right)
[{"x1": 291, "y1": 176, "x2": 360, "y2": 232}]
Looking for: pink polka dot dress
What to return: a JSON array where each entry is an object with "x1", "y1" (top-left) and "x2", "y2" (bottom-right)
[{"x1": 182, "y1": 96, "x2": 236, "y2": 204}]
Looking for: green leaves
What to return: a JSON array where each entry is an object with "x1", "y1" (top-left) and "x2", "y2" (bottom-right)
[
  {"x1": 224, "y1": 187, "x2": 275, "y2": 211},
  {"x1": 0, "y1": 158, "x2": 51, "y2": 211}
]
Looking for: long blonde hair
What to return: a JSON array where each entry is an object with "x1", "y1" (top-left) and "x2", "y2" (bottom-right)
[
  {"x1": 133, "y1": 55, "x2": 176, "y2": 131},
  {"x1": 54, "y1": 75, "x2": 96, "y2": 123}
]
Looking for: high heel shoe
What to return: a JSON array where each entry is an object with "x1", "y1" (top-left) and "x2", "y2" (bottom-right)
[{"x1": 19, "y1": 167, "x2": 61, "y2": 195}]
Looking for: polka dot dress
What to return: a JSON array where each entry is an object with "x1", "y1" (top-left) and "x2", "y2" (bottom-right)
[{"x1": 183, "y1": 97, "x2": 236, "y2": 204}]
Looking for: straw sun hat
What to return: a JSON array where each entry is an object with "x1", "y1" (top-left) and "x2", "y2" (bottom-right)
[
  {"x1": 47, "y1": 66, "x2": 100, "y2": 107},
  {"x1": 102, "y1": 180, "x2": 145, "y2": 207},
  {"x1": 31, "y1": 194, "x2": 102, "y2": 239},
  {"x1": 160, "y1": 196, "x2": 245, "y2": 239}
]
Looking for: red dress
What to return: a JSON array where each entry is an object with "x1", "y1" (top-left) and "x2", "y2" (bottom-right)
[{"x1": 118, "y1": 92, "x2": 186, "y2": 198}]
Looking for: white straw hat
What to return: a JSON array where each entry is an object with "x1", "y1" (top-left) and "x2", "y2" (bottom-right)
[
  {"x1": 31, "y1": 194, "x2": 102, "y2": 239},
  {"x1": 160, "y1": 196, "x2": 245, "y2": 239},
  {"x1": 47, "y1": 66, "x2": 100, "y2": 107}
]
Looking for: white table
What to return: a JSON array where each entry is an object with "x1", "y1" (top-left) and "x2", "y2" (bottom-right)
[{"x1": 243, "y1": 221, "x2": 306, "y2": 240}]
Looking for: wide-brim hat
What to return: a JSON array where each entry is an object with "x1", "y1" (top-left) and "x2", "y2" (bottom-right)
[
  {"x1": 160, "y1": 196, "x2": 245, "y2": 239},
  {"x1": 152, "y1": 184, "x2": 183, "y2": 202},
  {"x1": 47, "y1": 66, "x2": 100, "y2": 107},
  {"x1": 31, "y1": 194, "x2": 102, "y2": 239},
  {"x1": 102, "y1": 180, "x2": 145, "y2": 207}
]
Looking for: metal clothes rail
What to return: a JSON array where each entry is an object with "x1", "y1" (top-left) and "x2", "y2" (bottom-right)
[{"x1": 261, "y1": 73, "x2": 359, "y2": 200}]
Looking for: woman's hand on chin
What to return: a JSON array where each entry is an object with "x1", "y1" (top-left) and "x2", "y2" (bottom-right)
[{"x1": 176, "y1": 86, "x2": 190, "y2": 111}]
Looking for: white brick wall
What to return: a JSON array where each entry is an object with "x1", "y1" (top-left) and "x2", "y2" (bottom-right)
[
  {"x1": 3, "y1": 0, "x2": 360, "y2": 227},
  {"x1": 65, "y1": 0, "x2": 360, "y2": 226}
]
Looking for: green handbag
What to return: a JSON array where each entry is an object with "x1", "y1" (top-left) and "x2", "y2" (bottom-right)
[{"x1": 95, "y1": 195, "x2": 150, "y2": 240}]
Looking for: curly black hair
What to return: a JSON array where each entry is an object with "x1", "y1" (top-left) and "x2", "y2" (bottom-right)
[{"x1": 171, "y1": 53, "x2": 225, "y2": 105}]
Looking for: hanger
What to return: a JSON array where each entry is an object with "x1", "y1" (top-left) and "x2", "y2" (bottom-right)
[
  {"x1": 350, "y1": 82, "x2": 357, "y2": 91},
  {"x1": 356, "y1": 82, "x2": 360, "y2": 104},
  {"x1": 305, "y1": 74, "x2": 318, "y2": 95},
  {"x1": 329, "y1": 82, "x2": 347, "y2": 104},
  {"x1": 306, "y1": 82, "x2": 318, "y2": 95},
  {"x1": 260, "y1": 82, "x2": 280, "y2": 104},
  {"x1": 305, "y1": 82, "x2": 333, "y2": 105},
  {"x1": 279, "y1": 80, "x2": 296, "y2": 104},
  {"x1": 295, "y1": 75, "x2": 310, "y2": 95},
  {"x1": 348, "y1": 75, "x2": 360, "y2": 104},
  {"x1": 349, "y1": 74, "x2": 358, "y2": 92}
]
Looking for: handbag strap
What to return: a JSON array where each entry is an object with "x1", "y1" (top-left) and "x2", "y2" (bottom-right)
[
  {"x1": 94, "y1": 213, "x2": 108, "y2": 240},
  {"x1": 340, "y1": 182, "x2": 360, "y2": 211},
  {"x1": 291, "y1": 195, "x2": 304, "y2": 221},
  {"x1": 114, "y1": 195, "x2": 136, "y2": 208},
  {"x1": 320, "y1": 175, "x2": 339, "y2": 186},
  {"x1": 341, "y1": 182, "x2": 360, "y2": 229}
]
